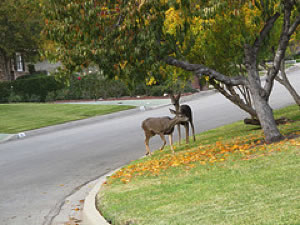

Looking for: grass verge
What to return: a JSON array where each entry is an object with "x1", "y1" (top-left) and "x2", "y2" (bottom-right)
[
  {"x1": 97, "y1": 105, "x2": 300, "y2": 225},
  {"x1": 0, "y1": 103, "x2": 135, "y2": 133}
]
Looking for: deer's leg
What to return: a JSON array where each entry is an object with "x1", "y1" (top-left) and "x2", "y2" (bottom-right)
[
  {"x1": 177, "y1": 124, "x2": 181, "y2": 145},
  {"x1": 184, "y1": 122, "x2": 189, "y2": 144},
  {"x1": 144, "y1": 135, "x2": 152, "y2": 156},
  {"x1": 159, "y1": 133, "x2": 167, "y2": 150},
  {"x1": 169, "y1": 134, "x2": 175, "y2": 154},
  {"x1": 190, "y1": 120, "x2": 196, "y2": 142}
]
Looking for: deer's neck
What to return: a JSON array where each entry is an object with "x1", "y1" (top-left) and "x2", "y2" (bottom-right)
[
  {"x1": 174, "y1": 104, "x2": 180, "y2": 112},
  {"x1": 169, "y1": 117, "x2": 180, "y2": 128}
]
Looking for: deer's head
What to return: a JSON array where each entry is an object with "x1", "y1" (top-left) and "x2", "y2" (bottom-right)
[
  {"x1": 170, "y1": 92, "x2": 181, "y2": 106},
  {"x1": 169, "y1": 108, "x2": 189, "y2": 122}
]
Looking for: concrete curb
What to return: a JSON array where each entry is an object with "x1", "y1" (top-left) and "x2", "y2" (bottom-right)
[
  {"x1": 0, "y1": 134, "x2": 18, "y2": 143},
  {"x1": 82, "y1": 170, "x2": 118, "y2": 225}
]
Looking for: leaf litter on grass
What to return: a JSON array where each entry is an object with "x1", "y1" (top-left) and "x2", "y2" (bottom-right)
[{"x1": 107, "y1": 125, "x2": 300, "y2": 185}]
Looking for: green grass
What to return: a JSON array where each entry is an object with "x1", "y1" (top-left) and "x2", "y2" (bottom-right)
[
  {"x1": 97, "y1": 105, "x2": 300, "y2": 225},
  {"x1": 0, "y1": 103, "x2": 135, "y2": 133}
]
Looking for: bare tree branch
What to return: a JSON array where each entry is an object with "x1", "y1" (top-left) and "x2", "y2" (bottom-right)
[
  {"x1": 264, "y1": 1, "x2": 299, "y2": 97},
  {"x1": 288, "y1": 15, "x2": 300, "y2": 36},
  {"x1": 253, "y1": 12, "x2": 280, "y2": 55},
  {"x1": 210, "y1": 80, "x2": 257, "y2": 118},
  {"x1": 165, "y1": 56, "x2": 248, "y2": 86}
]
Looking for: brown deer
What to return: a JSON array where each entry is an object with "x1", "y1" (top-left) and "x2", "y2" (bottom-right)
[
  {"x1": 141, "y1": 109, "x2": 189, "y2": 156},
  {"x1": 170, "y1": 92, "x2": 196, "y2": 145}
]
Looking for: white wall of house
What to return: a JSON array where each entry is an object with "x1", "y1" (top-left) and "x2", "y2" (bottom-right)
[{"x1": 33, "y1": 60, "x2": 61, "y2": 74}]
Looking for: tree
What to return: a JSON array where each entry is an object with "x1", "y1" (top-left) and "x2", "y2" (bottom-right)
[
  {"x1": 43, "y1": 0, "x2": 300, "y2": 143},
  {"x1": 275, "y1": 26, "x2": 300, "y2": 107},
  {"x1": 0, "y1": 0, "x2": 43, "y2": 79}
]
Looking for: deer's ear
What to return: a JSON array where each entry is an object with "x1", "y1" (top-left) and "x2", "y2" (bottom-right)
[
  {"x1": 169, "y1": 108, "x2": 176, "y2": 114},
  {"x1": 170, "y1": 94, "x2": 175, "y2": 100},
  {"x1": 175, "y1": 92, "x2": 181, "y2": 100}
]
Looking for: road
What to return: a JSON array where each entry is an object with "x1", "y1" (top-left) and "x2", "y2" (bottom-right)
[{"x1": 0, "y1": 67, "x2": 299, "y2": 225}]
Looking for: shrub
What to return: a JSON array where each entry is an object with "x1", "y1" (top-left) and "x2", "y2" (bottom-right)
[
  {"x1": 16, "y1": 72, "x2": 47, "y2": 80},
  {"x1": 12, "y1": 75, "x2": 64, "y2": 102},
  {"x1": 8, "y1": 92, "x2": 23, "y2": 103},
  {"x1": 28, "y1": 94, "x2": 41, "y2": 102},
  {"x1": 28, "y1": 64, "x2": 36, "y2": 74},
  {"x1": 45, "y1": 91, "x2": 57, "y2": 102},
  {"x1": 0, "y1": 75, "x2": 64, "y2": 103},
  {"x1": 0, "y1": 82, "x2": 11, "y2": 103},
  {"x1": 148, "y1": 85, "x2": 167, "y2": 96},
  {"x1": 61, "y1": 73, "x2": 130, "y2": 100}
]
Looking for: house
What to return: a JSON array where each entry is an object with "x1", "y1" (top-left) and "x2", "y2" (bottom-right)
[
  {"x1": 0, "y1": 53, "x2": 62, "y2": 81},
  {"x1": 0, "y1": 53, "x2": 28, "y2": 81}
]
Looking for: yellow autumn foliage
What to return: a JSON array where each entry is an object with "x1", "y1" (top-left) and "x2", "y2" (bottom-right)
[
  {"x1": 164, "y1": 7, "x2": 184, "y2": 35},
  {"x1": 241, "y1": 3, "x2": 262, "y2": 34},
  {"x1": 146, "y1": 76, "x2": 157, "y2": 86}
]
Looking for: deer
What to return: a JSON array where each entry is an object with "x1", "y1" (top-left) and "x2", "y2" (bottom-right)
[
  {"x1": 141, "y1": 109, "x2": 189, "y2": 156},
  {"x1": 170, "y1": 92, "x2": 196, "y2": 145}
]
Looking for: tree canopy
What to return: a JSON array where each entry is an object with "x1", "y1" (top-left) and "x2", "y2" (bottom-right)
[
  {"x1": 43, "y1": 0, "x2": 300, "y2": 143},
  {"x1": 0, "y1": 0, "x2": 42, "y2": 60}
]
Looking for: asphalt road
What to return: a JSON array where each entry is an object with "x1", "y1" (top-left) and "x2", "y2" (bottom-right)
[{"x1": 0, "y1": 68, "x2": 299, "y2": 225}]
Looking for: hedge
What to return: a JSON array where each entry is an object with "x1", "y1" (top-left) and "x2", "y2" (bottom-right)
[
  {"x1": 0, "y1": 73, "x2": 198, "y2": 103},
  {"x1": 0, "y1": 75, "x2": 64, "y2": 103}
]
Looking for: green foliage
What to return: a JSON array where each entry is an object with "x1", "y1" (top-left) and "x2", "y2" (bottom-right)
[
  {"x1": 0, "y1": 75, "x2": 64, "y2": 103},
  {"x1": 42, "y1": 0, "x2": 185, "y2": 81},
  {"x1": 0, "y1": 82, "x2": 11, "y2": 103},
  {"x1": 16, "y1": 73, "x2": 47, "y2": 80},
  {"x1": 7, "y1": 92, "x2": 23, "y2": 103},
  {"x1": 0, "y1": 0, "x2": 42, "y2": 59},
  {"x1": 13, "y1": 76, "x2": 63, "y2": 102},
  {"x1": 42, "y1": 0, "x2": 299, "y2": 83},
  {"x1": 54, "y1": 73, "x2": 130, "y2": 100}
]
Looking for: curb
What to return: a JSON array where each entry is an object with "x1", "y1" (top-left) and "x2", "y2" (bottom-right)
[
  {"x1": 82, "y1": 170, "x2": 118, "y2": 225},
  {"x1": 0, "y1": 134, "x2": 18, "y2": 144}
]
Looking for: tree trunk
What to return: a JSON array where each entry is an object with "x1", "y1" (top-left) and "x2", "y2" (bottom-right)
[
  {"x1": 254, "y1": 100, "x2": 284, "y2": 143},
  {"x1": 275, "y1": 60, "x2": 300, "y2": 107},
  {"x1": 247, "y1": 65, "x2": 284, "y2": 143}
]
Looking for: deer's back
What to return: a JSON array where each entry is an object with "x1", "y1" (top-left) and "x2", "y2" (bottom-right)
[
  {"x1": 180, "y1": 105, "x2": 192, "y2": 120},
  {"x1": 142, "y1": 117, "x2": 174, "y2": 135}
]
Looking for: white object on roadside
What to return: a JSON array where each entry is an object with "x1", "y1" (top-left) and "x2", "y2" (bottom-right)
[
  {"x1": 140, "y1": 106, "x2": 146, "y2": 111},
  {"x1": 18, "y1": 132, "x2": 26, "y2": 138}
]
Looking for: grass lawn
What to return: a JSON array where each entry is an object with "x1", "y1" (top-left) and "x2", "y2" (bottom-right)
[
  {"x1": 0, "y1": 103, "x2": 135, "y2": 133},
  {"x1": 97, "y1": 105, "x2": 300, "y2": 225}
]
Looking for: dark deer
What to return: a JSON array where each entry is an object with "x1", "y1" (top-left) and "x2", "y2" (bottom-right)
[
  {"x1": 141, "y1": 109, "x2": 189, "y2": 156},
  {"x1": 170, "y1": 92, "x2": 196, "y2": 145}
]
